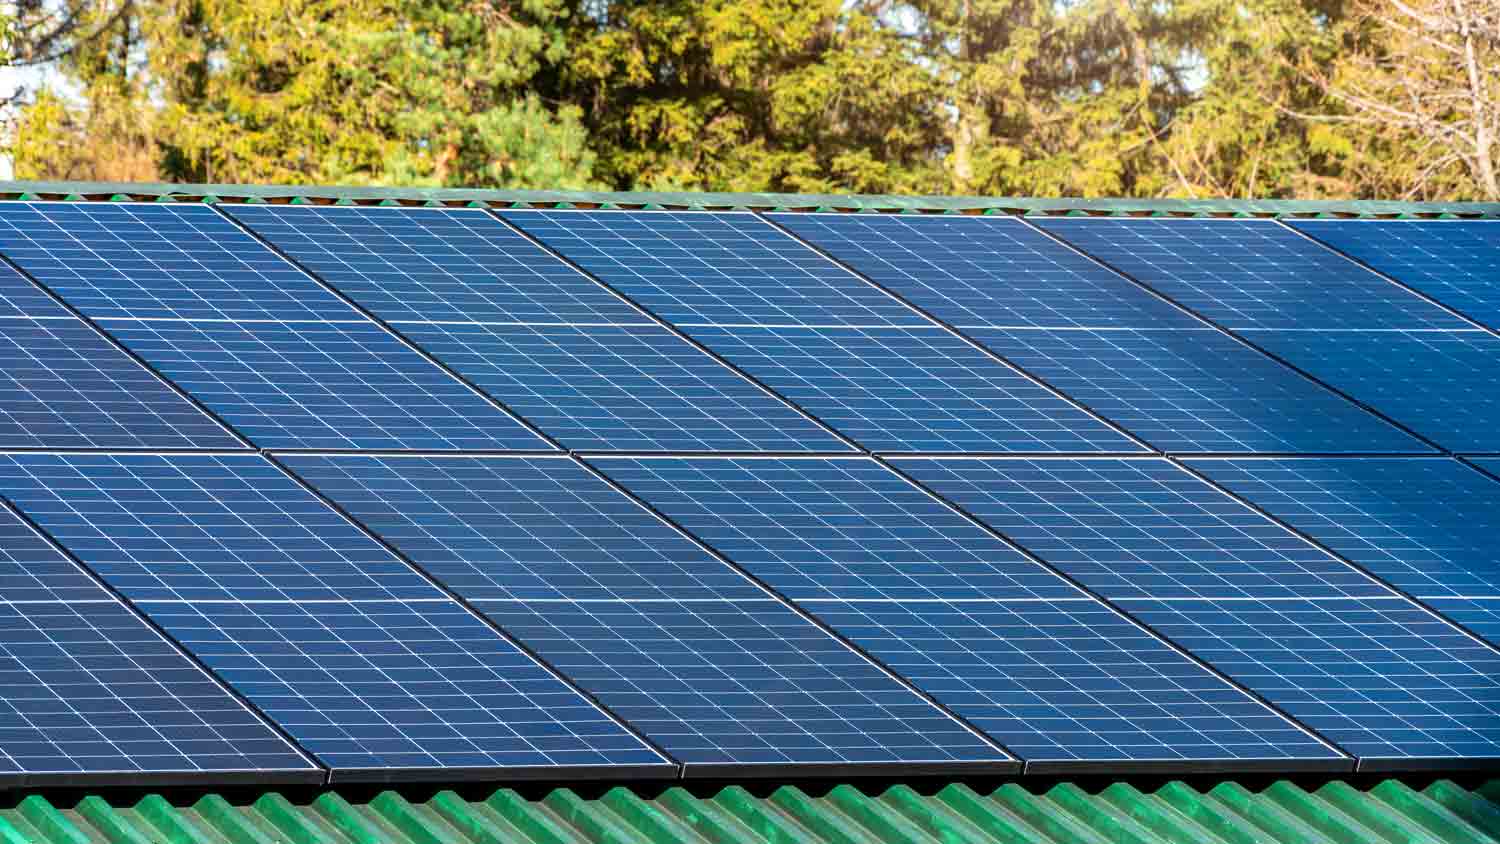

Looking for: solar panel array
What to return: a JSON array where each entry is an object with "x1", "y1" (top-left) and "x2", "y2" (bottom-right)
[{"x1": 0, "y1": 199, "x2": 1495, "y2": 786}]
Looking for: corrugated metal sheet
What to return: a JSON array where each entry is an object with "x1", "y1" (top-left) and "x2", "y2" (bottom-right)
[
  {"x1": 3, "y1": 780, "x2": 1497, "y2": 844},
  {"x1": 1, "y1": 179, "x2": 1498, "y2": 218}
]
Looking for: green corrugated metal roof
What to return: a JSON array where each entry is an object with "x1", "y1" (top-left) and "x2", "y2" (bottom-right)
[
  {"x1": 2, "y1": 179, "x2": 1498, "y2": 218},
  {"x1": 4, "y1": 780, "x2": 1498, "y2": 844}
]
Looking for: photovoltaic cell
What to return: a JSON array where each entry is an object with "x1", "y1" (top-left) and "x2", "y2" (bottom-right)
[
  {"x1": 1239, "y1": 329, "x2": 1500, "y2": 453},
  {"x1": 1036, "y1": 219, "x2": 1467, "y2": 330},
  {"x1": 278, "y1": 454, "x2": 765, "y2": 603},
  {"x1": 0, "y1": 203, "x2": 352, "y2": 321},
  {"x1": 101, "y1": 318, "x2": 549, "y2": 450},
  {"x1": 586, "y1": 456, "x2": 1076, "y2": 602},
  {"x1": 682, "y1": 325, "x2": 1143, "y2": 453},
  {"x1": 0, "y1": 599, "x2": 316, "y2": 779},
  {"x1": 501, "y1": 210, "x2": 929, "y2": 327},
  {"x1": 964, "y1": 327, "x2": 1425, "y2": 454},
  {"x1": 224, "y1": 206, "x2": 647, "y2": 324},
  {"x1": 1187, "y1": 457, "x2": 1500, "y2": 643},
  {"x1": 1121, "y1": 596, "x2": 1500, "y2": 762},
  {"x1": 0, "y1": 316, "x2": 241, "y2": 449},
  {"x1": 809, "y1": 598, "x2": 1337, "y2": 765},
  {"x1": 768, "y1": 213, "x2": 1190, "y2": 329},
  {"x1": 0, "y1": 453, "x2": 666, "y2": 775},
  {"x1": 479, "y1": 599, "x2": 1006, "y2": 770},
  {"x1": 893, "y1": 457, "x2": 1386, "y2": 601},
  {"x1": 1291, "y1": 221, "x2": 1500, "y2": 330},
  {"x1": 395, "y1": 321, "x2": 847, "y2": 452}
]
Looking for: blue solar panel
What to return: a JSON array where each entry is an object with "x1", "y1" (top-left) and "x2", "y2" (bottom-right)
[
  {"x1": 681, "y1": 325, "x2": 1143, "y2": 453},
  {"x1": 1036, "y1": 219, "x2": 1468, "y2": 330},
  {"x1": 0, "y1": 453, "x2": 667, "y2": 775},
  {"x1": 1422, "y1": 598, "x2": 1500, "y2": 646},
  {"x1": 394, "y1": 321, "x2": 848, "y2": 452},
  {"x1": 893, "y1": 457, "x2": 1389, "y2": 601},
  {"x1": 480, "y1": 598, "x2": 1006, "y2": 769},
  {"x1": 964, "y1": 327, "x2": 1426, "y2": 454},
  {"x1": 769, "y1": 213, "x2": 1191, "y2": 329},
  {"x1": 140, "y1": 597, "x2": 666, "y2": 773},
  {"x1": 101, "y1": 318, "x2": 549, "y2": 450},
  {"x1": 278, "y1": 454, "x2": 765, "y2": 602},
  {"x1": 1186, "y1": 457, "x2": 1500, "y2": 617},
  {"x1": 224, "y1": 206, "x2": 647, "y2": 324},
  {"x1": 1291, "y1": 221, "x2": 1500, "y2": 330},
  {"x1": 0, "y1": 599, "x2": 317, "y2": 779},
  {"x1": 1121, "y1": 596, "x2": 1500, "y2": 762},
  {"x1": 0, "y1": 505, "x2": 107, "y2": 602},
  {"x1": 0, "y1": 316, "x2": 241, "y2": 449},
  {"x1": 786, "y1": 599, "x2": 1337, "y2": 765},
  {"x1": 0, "y1": 203, "x2": 352, "y2": 321},
  {"x1": 587, "y1": 456, "x2": 1080, "y2": 602},
  {"x1": 500, "y1": 210, "x2": 929, "y2": 327},
  {"x1": 0, "y1": 259, "x2": 72, "y2": 318},
  {"x1": 1239, "y1": 329, "x2": 1500, "y2": 453}
]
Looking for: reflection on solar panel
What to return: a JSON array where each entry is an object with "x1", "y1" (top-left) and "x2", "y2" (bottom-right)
[
  {"x1": 1291, "y1": 221, "x2": 1500, "y2": 331},
  {"x1": 683, "y1": 326, "x2": 1142, "y2": 453},
  {"x1": 0, "y1": 453, "x2": 666, "y2": 777},
  {"x1": 965, "y1": 328, "x2": 1424, "y2": 454},
  {"x1": 590, "y1": 456, "x2": 1336, "y2": 767},
  {"x1": 0, "y1": 507, "x2": 315, "y2": 782},
  {"x1": 277, "y1": 454, "x2": 1006, "y2": 771},
  {"x1": 1236, "y1": 329, "x2": 1500, "y2": 452},
  {"x1": 226, "y1": 206, "x2": 844, "y2": 453},
  {"x1": 897, "y1": 457, "x2": 1500, "y2": 762},
  {"x1": 1036, "y1": 219, "x2": 1466, "y2": 330},
  {"x1": 1188, "y1": 457, "x2": 1500, "y2": 645}
]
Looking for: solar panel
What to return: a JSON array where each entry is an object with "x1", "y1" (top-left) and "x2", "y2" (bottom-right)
[
  {"x1": 0, "y1": 507, "x2": 315, "y2": 782},
  {"x1": 1036, "y1": 219, "x2": 1468, "y2": 330},
  {"x1": 276, "y1": 453, "x2": 1006, "y2": 770},
  {"x1": 893, "y1": 457, "x2": 1389, "y2": 601},
  {"x1": 964, "y1": 327, "x2": 1426, "y2": 454},
  {"x1": 1121, "y1": 596, "x2": 1500, "y2": 763},
  {"x1": 894, "y1": 456, "x2": 1500, "y2": 763},
  {"x1": 500, "y1": 210, "x2": 929, "y2": 327},
  {"x1": 1187, "y1": 457, "x2": 1500, "y2": 644},
  {"x1": 0, "y1": 453, "x2": 668, "y2": 776},
  {"x1": 1291, "y1": 221, "x2": 1500, "y2": 330},
  {"x1": 1238, "y1": 329, "x2": 1500, "y2": 453},
  {"x1": 0, "y1": 259, "x2": 75, "y2": 318},
  {"x1": 0, "y1": 316, "x2": 242, "y2": 449},
  {"x1": 768, "y1": 213, "x2": 1190, "y2": 329},
  {"x1": 681, "y1": 325, "x2": 1143, "y2": 453},
  {"x1": 223, "y1": 206, "x2": 647, "y2": 324},
  {"x1": 588, "y1": 456, "x2": 1337, "y2": 767}
]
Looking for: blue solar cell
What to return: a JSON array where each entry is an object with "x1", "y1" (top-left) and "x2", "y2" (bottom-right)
[
  {"x1": 225, "y1": 206, "x2": 646, "y2": 324},
  {"x1": 964, "y1": 327, "x2": 1426, "y2": 454},
  {"x1": 0, "y1": 453, "x2": 441, "y2": 602},
  {"x1": 0, "y1": 599, "x2": 315, "y2": 778},
  {"x1": 1185, "y1": 458, "x2": 1500, "y2": 605},
  {"x1": 0, "y1": 316, "x2": 241, "y2": 449},
  {"x1": 100, "y1": 318, "x2": 549, "y2": 450},
  {"x1": 1240, "y1": 329, "x2": 1500, "y2": 453},
  {"x1": 396, "y1": 321, "x2": 847, "y2": 452},
  {"x1": 479, "y1": 598, "x2": 1006, "y2": 768},
  {"x1": 804, "y1": 598, "x2": 1336, "y2": 764},
  {"x1": 893, "y1": 457, "x2": 1388, "y2": 601},
  {"x1": 1121, "y1": 596, "x2": 1500, "y2": 761},
  {"x1": 1292, "y1": 221, "x2": 1500, "y2": 330},
  {"x1": 500, "y1": 210, "x2": 929, "y2": 327},
  {"x1": 0, "y1": 259, "x2": 70, "y2": 318},
  {"x1": 682, "y1": 325, "x2": 1143, "y2": 453},
  {"x1": 769, "y1": 213, "x2": 1191, "y2": 328},
  {"x1": 141, "y1": 597, "x2": 666, "y2": 772},
  {"x1": 279, "y1": 454, "x2": 764, "y2": 602},
  {"x1": 0, "y1": 203, "x2": 352, "y2": 321},
  {"x1": 588, "y1": 456, "x2": 1079, "y2": 602},
  {"x1": 1036, "y1": 219, "x2": 1468, "y2": 330}
]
